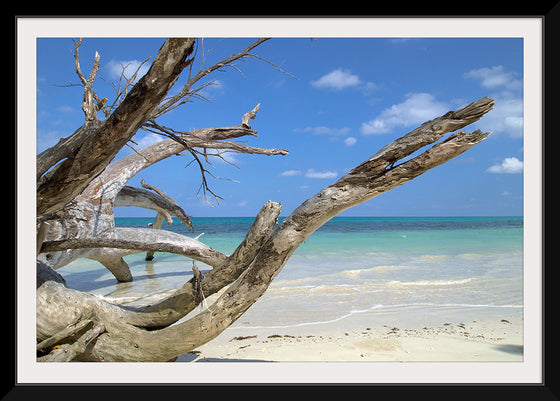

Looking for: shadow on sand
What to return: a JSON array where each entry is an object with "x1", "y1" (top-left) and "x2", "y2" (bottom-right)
[
  {"x1": 493, "y1": 344, "x2": 523, "y2": 356},
  {"x1": 175, "y1": 353, "x2": 274, "y2": 363}
]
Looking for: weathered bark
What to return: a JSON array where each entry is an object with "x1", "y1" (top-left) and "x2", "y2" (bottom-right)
[
  {"x1": 39, "y1": 200, "x2": 282, "y2": 330},
  {"x1": 36, "y1": 97, "x2": 494, "y2": 361},
  {"x1": 35, "y1": 37, "x2": 295, "y2": 360},
  {"x1": 37, "y1": 108, "x2": 288, "y2": 276},
  {"x1": 114, "y1": 185, "x2": 193, "y2": 230},
  {"x1": 37, "y1": 38, "x2": 283, "y2": 277},
  {"x1": 42, "y1": 227, "x2": 228, "y2": 268},
  {"x1": 37, "y1": 200, "x2": 283, "y2": 357},
  {"x1": 148, "y1": 104, "x2": 494, "y2": 357},
  {"x1": 37, "y1": 38, "x2": 196, "y2": 216}
]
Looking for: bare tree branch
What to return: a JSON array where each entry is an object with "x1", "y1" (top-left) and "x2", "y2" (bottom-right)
[
  {"x1": 113, "y1": 185, "x2": 193, "y2": 230},
  {"x1": 35, "y1": 36, "x2": 497, "y2": 363},
  {"x1": 41, "y1": 227, "x2": 227, "y2": 268},
  {"x1": 151, "y1": 38, "x2": 270, "y2": 119},
  {"x1": 36, "y1": 97, "x2": 494, "y2": 362},
  {"x1": 133, "y1": 104, "x2": 287, "y2": 203},
  {"x1": 241, "y1": 103, "x2": 260, "y2": 128},
  {"x1": 37, "y1": 38, "x2": 196, "y2": 215},
  {"x1": 103, "y1": 56, "x2": 152, "y2": 114},
  {"x1": 73, "y1": 38, "x2": 109, "y2": 120}
]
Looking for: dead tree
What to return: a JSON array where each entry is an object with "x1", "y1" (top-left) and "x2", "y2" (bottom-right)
[
  {"x1": 37, "y1": 38, "x2": 285, "y2": 281},
  {"x1": 35, "y1": 37, "x2": 494, "y2": 361}
]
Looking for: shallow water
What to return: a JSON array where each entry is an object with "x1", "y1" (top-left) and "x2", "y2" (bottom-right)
[{"x1": 58, "y1": 216, "x2": 523, "y2": 329}]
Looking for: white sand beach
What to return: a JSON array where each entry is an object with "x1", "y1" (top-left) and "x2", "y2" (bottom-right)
[
  {"x1": 55, "y1": 216, "x2": 525, "y2": 370},
  {"x1": 176, "y1": 304, "x2": 523, "y2": 363}
]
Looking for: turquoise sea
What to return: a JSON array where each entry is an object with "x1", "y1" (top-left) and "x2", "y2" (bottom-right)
[{"x1": 58, "y1": 216, "x2": 523, "y2": 329}]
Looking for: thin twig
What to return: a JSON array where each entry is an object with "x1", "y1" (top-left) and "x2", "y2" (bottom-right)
[{"x1": 151, "y1": 38, "x2": 270, "y2": 119}]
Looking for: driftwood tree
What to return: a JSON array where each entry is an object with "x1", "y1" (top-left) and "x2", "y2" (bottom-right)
[{"x1": 35, "y1": 37, "x2": 495, "y2": 362}]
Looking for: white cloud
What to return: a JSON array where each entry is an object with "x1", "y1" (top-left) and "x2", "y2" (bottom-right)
[
  {"x1": 305, "y1": 169, "x2": 337, "y2": 179},
  {"x1": 132, "y1": 132, "x2": 162, "y2": 149},
  {"x1": 463, "y1": 66, "x2": 523, "y2": 139},
  {"x1": 105, "y1": 59, "x2": 150, "y2": 82},
  {"x1": 311, "y1": 68, "x2": 376, "y2": 93},
  {"x1": 486, "y1": 157, "x2": 523, "y2": 174},
  {"x1": 344, "y1": 137, "x2": 357, "y2": 146},
  {"x1": 296, "y1": 126, "x2": 351, "y2": 136},
  {"x1": 279, "y1": 168, "x2": 338, "y2": 179},
  {"x1": 463, "y1": 65, "x2": 522, "y2": 90},
  {"x1": 238, "y1": 200, "x2": 248, "y2": 207},
  {"x1": 279, "y1": 170, "x2": 303, "y2": 177},
  {"x1": 311, "y1": 69, "x2": 361, "y2": 90},
  {"x1": 360, "y1": 93, "x2": 449, "y2": 135},
  {"x1": 476, "y1": 95, "x2": 523, "y2": 139}
]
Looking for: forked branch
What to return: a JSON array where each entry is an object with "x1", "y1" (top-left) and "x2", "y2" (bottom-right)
[
  {"x1": 73, "y1": 38, "x2": 108, "y2": 121},
  {"x1": 37, "y1": 97, "x2": 494, "y2": 362}
]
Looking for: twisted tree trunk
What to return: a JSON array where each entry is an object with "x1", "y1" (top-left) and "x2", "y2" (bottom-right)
[{"x1": 37, "y1": 95, "x2": 494, "y2": 361}]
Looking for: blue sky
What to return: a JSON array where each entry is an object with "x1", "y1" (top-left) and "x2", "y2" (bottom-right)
[{"x1": 37, "y1": 37, "x2": 524, "y2": 217}]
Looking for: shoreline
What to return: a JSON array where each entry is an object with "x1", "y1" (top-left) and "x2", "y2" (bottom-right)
[{"x1": 176, "y1": 304, "x2": 523, "y2": 362}]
